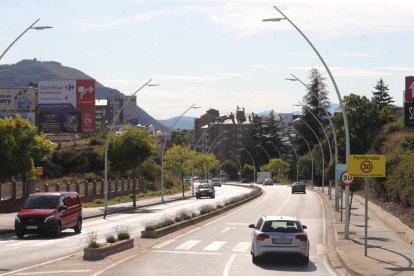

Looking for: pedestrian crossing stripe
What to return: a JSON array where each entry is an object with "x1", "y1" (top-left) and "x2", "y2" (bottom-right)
[
  {"x1": 153, "y1": 240, "x2": 251, "y2": 253},
  {"x1": 203, "y1": 241, "x2": 226, "y2": 251}
]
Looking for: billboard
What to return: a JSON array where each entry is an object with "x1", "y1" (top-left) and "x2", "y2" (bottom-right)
[
  {"x1": 404, "y1": 102, "x2": 414, "y2": 127},
  {"x1": 0, "y1": 112, "x2": 36, "y2": 125},
  {"x1": 406, "y1": 76, "x2": 414, "y2": 102},
  {"x1": 39, "y1": 111, "x2": 95, "y2": 133},
  {"x1": 38, "y1": 79, "x2": 95, "y2": 109},
  {"x1": 0, "y1": 88, "x2": 35, "y2": 111}
]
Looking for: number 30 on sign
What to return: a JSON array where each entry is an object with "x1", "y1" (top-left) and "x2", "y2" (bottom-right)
[{"x1": 340, "y1": 170, "x2": 355, "y2": 186}]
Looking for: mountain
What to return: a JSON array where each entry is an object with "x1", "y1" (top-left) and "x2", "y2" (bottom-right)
[
  {"x1": 0, "y1": 59, "x2": 166, "y2": 130},
  {"x1": 159, "y1": 116, "x2": 195, "y2": 130}
]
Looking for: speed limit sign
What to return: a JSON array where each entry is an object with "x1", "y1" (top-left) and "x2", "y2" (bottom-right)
[{"x1": 340, "y1": 170, "x2": 355, "y2": 186}]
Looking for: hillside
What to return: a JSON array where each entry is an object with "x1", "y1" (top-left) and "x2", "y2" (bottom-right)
[{"x1": 0, "y1": 59, "x2": 166, "y2": 130}]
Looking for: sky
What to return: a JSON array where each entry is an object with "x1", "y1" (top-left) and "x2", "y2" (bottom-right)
[{"x1": 1, "y1": 0, "x2": 414, "y2": 120}]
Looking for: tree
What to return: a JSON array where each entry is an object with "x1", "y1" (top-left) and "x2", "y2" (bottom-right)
[
  {"x1": 296, "y1": 68, "x2": 331, "y2": 155},
  {"x1": 108, "y1": 126, "x2": 158, "y2": 202},
  {"x1": 259, "y1": 158, "x2": 289, "y2": 182},
  {"x1": 0, "y1": 115, "x2": 53, "y2": 194},
  {"x1": 164, "y1": 144, "x2": 194, "y2": 197},
  {"x1": 241, "y1": 163, "x2": 255, "y2": 181},
  {"x1": 220, "y1": 160, "x2": 238, "y2": 180},
  {"x1": 371, "y1": 78, "x2": 394, "y2": 110},
  {"x1": 169, "y1": 129, "x2": 195, "y2": 147}
]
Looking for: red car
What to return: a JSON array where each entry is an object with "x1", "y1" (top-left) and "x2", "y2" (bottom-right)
[{"x1": 15, "y1": 192, "x2": 83, "y2": 238}]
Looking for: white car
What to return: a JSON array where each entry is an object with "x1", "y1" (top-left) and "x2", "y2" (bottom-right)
[{"x1": 249, "y1": 215, "x2": 309, "y2": 265}]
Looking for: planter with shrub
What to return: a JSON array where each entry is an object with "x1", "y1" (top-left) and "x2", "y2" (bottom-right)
[{"x1": 83, "y1": 225, "x2": 134, "y2": 260}]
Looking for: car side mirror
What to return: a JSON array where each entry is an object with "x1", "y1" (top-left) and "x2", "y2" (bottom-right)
[
  {"x1": 248, "y1": 224, "x2": 255, "y2": 228},
  {"x1": 302, "y1": 225, "x2": 307, "y2": 229}
]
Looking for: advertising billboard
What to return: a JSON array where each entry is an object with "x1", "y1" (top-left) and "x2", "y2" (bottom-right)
[
  {"x1": 0, "y1": 88, "x2": 35, "y2": 111},
  {"x1": 404, "y1": 102, "x2": 414, "y2": 127},
  {"x1": 38, "y1": 79, "x2": 96, "y2": 109},
  {"x1": 405, "y1": 76, "x2": 414, "y2": 102},
  {"x1": 38, "y1": 111, "x2": 95, "y2": 133}
]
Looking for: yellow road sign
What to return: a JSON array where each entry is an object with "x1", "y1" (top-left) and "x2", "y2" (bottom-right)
[
  {"x1": 348, "y1": 155, "x2": 385, "y2": 177},
  {"x1": 35, "y1": 167, "x2": 44, "y2": 176}
]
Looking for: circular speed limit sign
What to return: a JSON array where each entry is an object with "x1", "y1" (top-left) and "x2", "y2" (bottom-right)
[{"x1": 340, "y1": 170, "x2": 355, "y2": 186}]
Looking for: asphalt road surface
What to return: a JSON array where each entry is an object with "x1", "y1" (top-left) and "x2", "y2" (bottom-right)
[{"x1": 98, "y1": 185, "x2": 336, "y2": 276}]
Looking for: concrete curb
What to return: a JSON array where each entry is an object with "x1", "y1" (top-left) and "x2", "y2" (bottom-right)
[{"x1": 83, "y1": 238, "x2": 134, "y2": 261}]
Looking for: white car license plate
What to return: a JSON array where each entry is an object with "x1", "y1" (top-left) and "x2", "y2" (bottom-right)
[
  {"x1": 272, "y1": 238, "x2": 292, "y2": 244},
  {"x1": 26, "y1": 225, "x2": 38, "y2": 230}
]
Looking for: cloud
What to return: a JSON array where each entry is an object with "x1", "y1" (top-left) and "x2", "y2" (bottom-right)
[{"x1": 340, "y1": 53, "x2": 380, "y2": 59}]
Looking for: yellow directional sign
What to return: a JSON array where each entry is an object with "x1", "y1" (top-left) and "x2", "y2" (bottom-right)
[
  {"x1": 348, "y1": 155, "x2": 386, "y2": 177},
  {"x1": 35, "y1": 167, "x2": 44, "y2": 176}
]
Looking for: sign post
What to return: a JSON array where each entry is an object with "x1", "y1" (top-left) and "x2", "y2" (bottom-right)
[{"x1": 348, "y1": 154, "x2": 386, "y2": 256}]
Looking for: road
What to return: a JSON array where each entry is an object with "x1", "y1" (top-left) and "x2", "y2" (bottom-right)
[
  {"x1": 0, "y1": 184, "x2": 250, "y2": 274},
  {"x1": 98, "y1": 185, "x2": 336, "y2": 276}
]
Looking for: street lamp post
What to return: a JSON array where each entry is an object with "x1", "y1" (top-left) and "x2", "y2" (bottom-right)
[
  {"x1": 288, "y1": 74, "x2": 339, "y2": 208},
  {"x1": 266, "y1": 141, "x2": 282, "y2": 158},
  {"x1": 264, "y1": 5, "x2": 351, "y2": 239},
  {"x1": 292, "y1": 127, "x2": 314, "y2": 188},
  {"x1": 286, "y1": 137, "x2": 299, "y2": 182},
  {"x1": 206, "y1": 131, "x2": 229, "y2": 153},
  {"x1": 161, "y1": 103, "x2": 199, "y2": 202},
  {"x1": 1, "y1": 18, "x2": 52, "y2": 61},
  {"x1": 239, "y1": 147, "x2": 256, "y2": 183},
  {"x1": 294, "y1": 118, "x2": 325, "y2": 192},
  {"x1": 104, "y1": 79, "x2": 157, "y2": 217},
  {"x1": 256, "y1": 144, "x2": 271, "y2": 162}
]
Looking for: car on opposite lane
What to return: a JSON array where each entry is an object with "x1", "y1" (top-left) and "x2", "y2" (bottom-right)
[
  {"x1": 291, "y1": 182, "x2": 306, "y2": 194},
  {"x1": 195, "y1": 184, "x2": 215, "y2": 199},
  {"x1": 249, "y1": 215, "x2": 310, "y2": 265},
  {"x1": 211, "y1": 178, "x2": 221, "y2": 187},
  {"x1": 263, "y1": 178, "x2": 274, "y2": 186}
]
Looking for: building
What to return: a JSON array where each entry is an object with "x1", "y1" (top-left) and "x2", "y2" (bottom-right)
[
  {"x1": 107, "y1": 89, "x2": 138, "y2": 125},
  {"x1": 95, "y1": 99, "x2": 111, "y2": 129},
  {"x1": 195, "y1": 107, "x2": 254, "y2": 162}
]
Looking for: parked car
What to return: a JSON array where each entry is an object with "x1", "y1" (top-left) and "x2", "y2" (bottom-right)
[
  {"x1": 249, "y1": 215, "x2": 309, "y2": 265},
  {"x1": 263, "y1": 178, "x2": 274, "y2": 186},
  {"x1": 195, "y1": 184, "x2": 215, "y2": 199},
  {"x1": 291, "y1": 182, "x2": 306, "y2": 194},
  {"x1": 15, "y1": 192, "x2": 83, "y2": 238},
  {"x1": 241, "y1": 178, "x2": 249, "y2": 183},
  {"x1": 212, "y1": 178, "x2": 221, "y2": 187}
]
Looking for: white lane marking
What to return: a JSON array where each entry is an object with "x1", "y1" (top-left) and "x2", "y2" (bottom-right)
[
  {"x1": 153, "y1": 250, "x2": 221, "y2": 255},
  {"x1": 203, "y1": 241, "x2": 226, "y2": 251},
  {"x1": 92, "y1": 253, "x2": 139, "y2": 276},
  {"x1": 231, "y1": 242, "x2": 250, "y2": 252},
  {"x1": 274, "y1": 190, "x2": 292, "y2": 214},
  {"x1": 175, "y1": 240, "x2": 201, "y2": 250},
  {"x1": 0, "y1": 252, "x2": 83, "y2": 276},
  {"x1": 14, "y1": 270, "x2": 91, "y2": 275},
  {"x1": 223, "y1": 254, "x2": 237, "y2": 276},
  {"x1": 221, "y1": 227, "x2": 231, "y2": 233},
  {"x1": 152, "y1": 239, "x2": 176, "y2": 249}
]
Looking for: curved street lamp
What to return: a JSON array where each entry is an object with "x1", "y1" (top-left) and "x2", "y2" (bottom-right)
[
  {"x1": 238, "y1": 147, "x2": 256, "y2": 183},
  {"x1": 264, "y1": 6, "x2": 352, "y2": 239},
  {"x1": 1, "y1": 18, "x2": 52, "y2": 61},
  {"x1": 104, "y1": 79, "x2": 157, "y2": 217},
  {"x1": 294, "y1": 118, "x2": 325, "y2": 192},
  {"x1": 256, "y1": 144, "x2": 271, "y2": 162},
  {"x1": 286, "y1": 137, "x2": 299, "y2": 182},
  {"x1": 266, "y1": 141, "x2": 282, "y2": 158},
  {"x1": 288, "y1": 73, "x2": 339, "y2": 209},
  {"x1": 207, "y1": 131, "x2": 229, "y2": 153},
  {"x1": 161, "y1": 103, "x2": 199, "y2": 202},
  {"x1": 292, "y1": 127, "x2": 314, "y2": 188}
]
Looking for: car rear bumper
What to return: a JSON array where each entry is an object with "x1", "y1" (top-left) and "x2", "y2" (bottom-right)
[{"x1": 253, "y1": 244, "x2": 309, "y2": 257}]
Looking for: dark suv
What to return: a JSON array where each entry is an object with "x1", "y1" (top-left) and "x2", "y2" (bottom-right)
[
  {"x1": 15, "y1": 192, "x2": 83, "y2": 238},
  {"x1": 196, "y1": 184, "x2": 215, "y2": 199}
]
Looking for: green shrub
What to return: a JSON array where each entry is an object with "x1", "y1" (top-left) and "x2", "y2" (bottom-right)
[
  {"x1": 114, "y1": 225, "x2": 131, "y2": 240},
  {"x1": 105, "y1": 233, "x2": 117, "y2": 243},
  {"x1": 199, "y1": 205, "x2": 216, "y2": 215},
  {"x1": 175, "y1": 209, "x2": 192, "y2": 222},
  {"x1": 143, "y1": 216, "x2": 174, "y2": 231},
  {"x1": 86, "y1": 231, "x2": 102, "y2": 248},
  {"x1": 400, "y1": 136, "x2": 414, "y2": 152}
]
